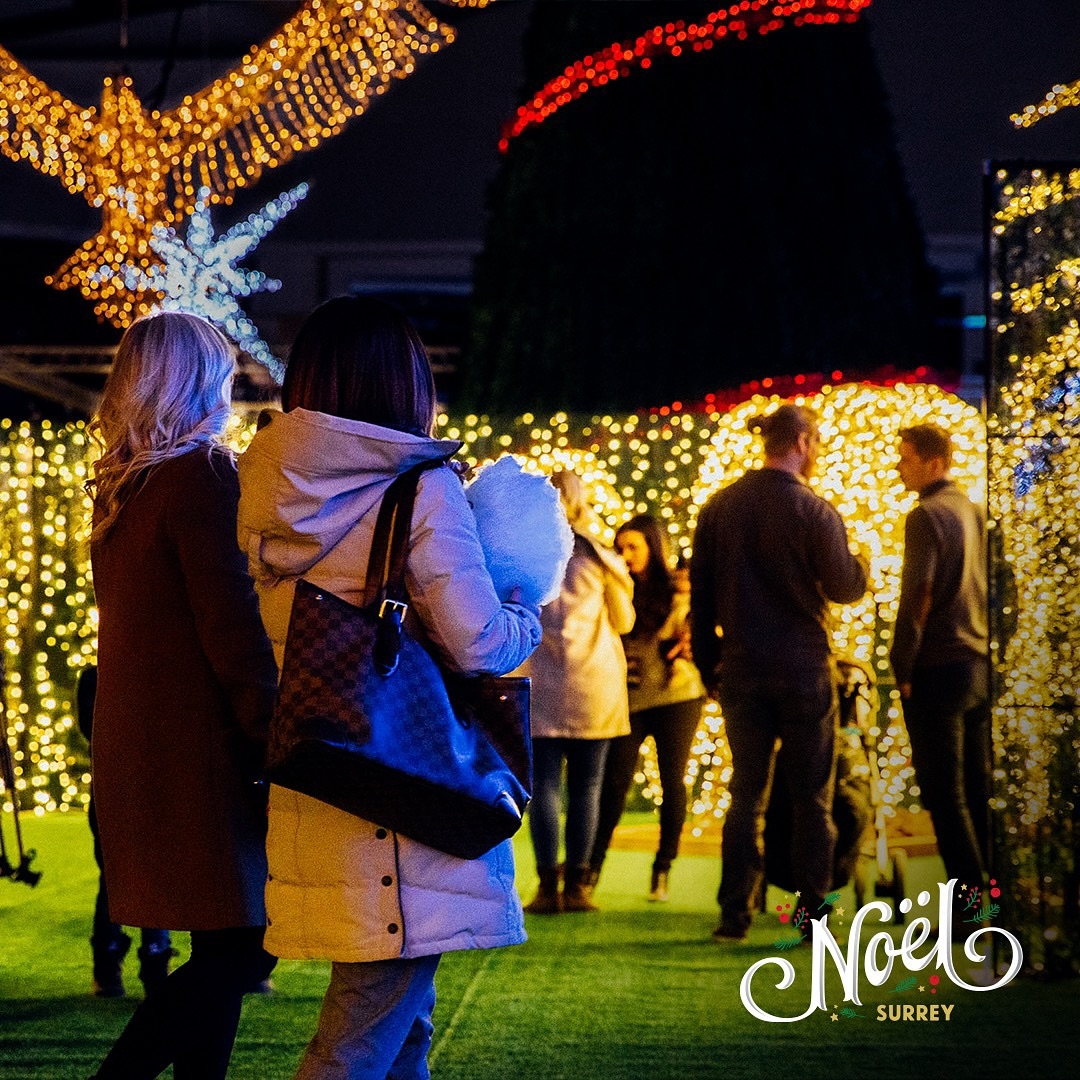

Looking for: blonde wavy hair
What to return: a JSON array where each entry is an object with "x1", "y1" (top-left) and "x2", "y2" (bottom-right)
[{"x1": 87, "y1": 311, "x2": 236, "y2": 539}]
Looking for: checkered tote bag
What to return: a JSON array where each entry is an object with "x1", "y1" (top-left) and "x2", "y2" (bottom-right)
[{"x1": 267, "y1": 460, "x2": 532, "y2": 860}]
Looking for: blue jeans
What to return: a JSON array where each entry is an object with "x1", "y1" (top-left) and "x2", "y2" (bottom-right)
[
  {"x1": 529, "y1": 737, "x2": 610, "y2": 870},
  {"x1": 903, "y1": 659, "x2": 991, "y2": 893},
  {"x1": 295, "y1": 955, "x2": 441, "y2": 1080},
  {"x1": 717, "y1": 667, "x2": 839, "y2": 927}
]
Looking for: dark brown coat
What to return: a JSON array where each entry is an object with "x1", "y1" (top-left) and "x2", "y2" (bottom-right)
[{"x1": 90, "y1": 444, "x2": 278, "y2": 930}]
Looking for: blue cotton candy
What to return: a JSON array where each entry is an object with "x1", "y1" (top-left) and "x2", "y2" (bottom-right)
[{"x1": 465, "y1": 455, "x2": 573, "y2": 607}]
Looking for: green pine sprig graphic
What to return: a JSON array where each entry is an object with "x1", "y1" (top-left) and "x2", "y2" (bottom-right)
[
  {"x1": 888, "y1": 975, "x2": 918, "y2": 994},
  {"x1": 839, "y1": 1007, "x2": 866, "y2": 1019},
  {"x1": 772, "y1": 934, "x2": 806, "y2": 950},
  {"x1": 819, "y1": 890, "x2": 842, "y2": 910},
  {"x1": 967, "y1": 902, "x2": 1001, "y2": 923}
]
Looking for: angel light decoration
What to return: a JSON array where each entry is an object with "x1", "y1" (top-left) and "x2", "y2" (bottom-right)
[{"x1": 0, "y1": 0, "x2": 481, "y2": 327}]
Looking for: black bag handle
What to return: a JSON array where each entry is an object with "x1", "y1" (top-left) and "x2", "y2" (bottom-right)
[{"x1": 364, "y1": 459, "x2": 445, "y2": 675}]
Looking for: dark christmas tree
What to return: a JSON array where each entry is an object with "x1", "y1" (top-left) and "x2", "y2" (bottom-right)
[{"x1": 461, "y1": 1, "x2": 940, "y2": 414}]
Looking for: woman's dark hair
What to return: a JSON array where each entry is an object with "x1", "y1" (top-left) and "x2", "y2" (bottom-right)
[
  {"x1": 616, "y1": 513, "x2": 674, "y2": 638},
  {"x1": 281, "y1": 295, "x2": 437, "y2": 436},
  {"x1": 748, "y1": 403, "x2": 818, "y2": 458}
]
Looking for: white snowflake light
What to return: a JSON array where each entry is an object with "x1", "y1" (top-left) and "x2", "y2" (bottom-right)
[{"x1": 121, "y1": 183, "x2": 310, "y2": 381}]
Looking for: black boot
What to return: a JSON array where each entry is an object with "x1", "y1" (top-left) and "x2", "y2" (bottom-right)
[
  {"x1": 649, "y1": 866, "x2": 670, "y2": 902},
  {"x1": 137, "y1": 941, "x2": 175, "y2": 997},
  {"x1": 91, "y1": 931, "x2": 131, "y2": 997}
]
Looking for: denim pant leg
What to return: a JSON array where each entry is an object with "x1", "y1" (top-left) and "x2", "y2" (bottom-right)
[
  {"x1": 294, "y1": 954, "x2": 441, "y2": 1080},
  {"x1": 651, "y1": 698, "x2": 704, "y2": 871},
  {"x1": 562, "y1": 739, "x2": 610, "y2": 870},
  {"x1": 716, "y1": 691, "x2": 781, "y2": 924},
  {"x1": 140, "y1": 927, "x2": 172, "y2": 953},
  {"x1": 905, "y1": 661, "x2": 989, "y2": 891},
  {"x1": 529, "y1": 738, "x2": 565, "y2": 870},
  {"x1": 776, "y1": 669, "x2": 840, "y2": 913}
]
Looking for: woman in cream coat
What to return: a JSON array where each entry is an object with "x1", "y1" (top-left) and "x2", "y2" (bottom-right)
[
  {"x1": 518, "y1": 468, "x2": 635, "y2": 914},
  {"x1": 237, "y1": 296, "x2": 541, "y2": 1079}
]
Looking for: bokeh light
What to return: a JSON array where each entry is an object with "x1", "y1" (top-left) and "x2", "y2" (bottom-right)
[{"x1": 2, "y1": 382, "x2": 983, "y2": 830}]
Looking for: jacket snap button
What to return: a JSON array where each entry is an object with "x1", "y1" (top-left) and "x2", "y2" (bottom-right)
[
  {"x1": 388, "y1": 923, "x2": 399, "y2": 934},
  {"x1": 382, "y1": 875, "x2": 393, "y2": 886},
  {"x1": 375, "y1": 828, "x2": 388, "y2": 839}
]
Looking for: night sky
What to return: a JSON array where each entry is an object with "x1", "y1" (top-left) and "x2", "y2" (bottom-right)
[{"x1": 0, "y1": 0, "x2": 1078, "y2": 252}]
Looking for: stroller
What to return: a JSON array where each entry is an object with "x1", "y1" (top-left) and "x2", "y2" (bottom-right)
[{"x1": 762, "y1": 657, "x2": 906, "y2": 922}]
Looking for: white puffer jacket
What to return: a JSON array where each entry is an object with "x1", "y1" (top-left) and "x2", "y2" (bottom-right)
[
  {"x1": 519, "y1": 533, "x2": 635, "y2": 740},
  {"x1": 236, "y1": 408, "x2": 542, "y2": 961}
]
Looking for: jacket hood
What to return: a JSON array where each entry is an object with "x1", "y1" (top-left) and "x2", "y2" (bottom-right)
[{"x1": 237, "y1": 407, "x2": 461, "y2": 582}]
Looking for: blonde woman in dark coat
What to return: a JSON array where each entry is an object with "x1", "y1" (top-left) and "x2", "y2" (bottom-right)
[{"x1": 86, "y1": 311, "x2": 279, "y2": 1080}]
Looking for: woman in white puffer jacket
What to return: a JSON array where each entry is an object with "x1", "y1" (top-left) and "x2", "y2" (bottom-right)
[{"x1": 236, "y1": 295, "x2": 542, "y2": 1079}]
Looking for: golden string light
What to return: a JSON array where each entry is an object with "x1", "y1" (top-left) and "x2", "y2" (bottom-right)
[
  {"x1": 1011, "y1": 78, "x2": 1080, "y2": 128},
  {"x1": 2, "y1": 383, "x2": 984, "y2": 829},
  {"x1": 987, "y1": 159, "x2": 1079, "y2": 972},
  {"x1": 444, "y1": 383, "x2": 985, "y2": 834},
  {"x1": 0, "y1": 420, "x2": 95, "y2": 816},
  {"x1": 991, "y1": 167, "x2": 1080, "y2": 230},
  {"x1": 0, "y1": 0, "x2": 463, "y2": 327}
]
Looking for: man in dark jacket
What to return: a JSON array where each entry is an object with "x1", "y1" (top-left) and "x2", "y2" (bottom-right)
[
  {"x1": 690, "y1": 404, "x2": 868, "y2": 940},
  {"x1": 891, "y1": 423, "x2": 990, "y2": 911}
]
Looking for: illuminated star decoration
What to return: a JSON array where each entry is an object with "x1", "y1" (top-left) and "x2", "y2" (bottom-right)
[
  {"x1": 121, "y1": 183, "x2": 309, "y2": 382},
  {"x1": 0, "y1": 0, "x2": 476, "y2": 326}
]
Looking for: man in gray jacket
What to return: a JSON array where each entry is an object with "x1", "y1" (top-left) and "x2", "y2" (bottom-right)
[
  {"x1": 891, "y1": 423, "x2": 990, "y2": 912},
  {"x1": 691, "y1": 404, "x2": 868, "y2": 940}
]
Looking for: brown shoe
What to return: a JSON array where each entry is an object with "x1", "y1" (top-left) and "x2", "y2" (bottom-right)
[
  {"x1": 562, "y1": 866, "x2": 599, "y2": 913},
  {"x1": 524, "y1": 868, "x2": 563, "y2": 914}
]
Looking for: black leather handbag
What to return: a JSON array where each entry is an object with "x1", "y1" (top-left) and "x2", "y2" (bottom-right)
[{"x1": 266, "y1": 460, "x2": 532, "y2": 860}]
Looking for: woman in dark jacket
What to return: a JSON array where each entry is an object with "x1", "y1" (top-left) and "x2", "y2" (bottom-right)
[
  {"x1": 86, "y1": 311, "x2": 279, "y2": 1080},
  {"x1": 588, "y1": 514, "x2": 705, "y2": 902}
]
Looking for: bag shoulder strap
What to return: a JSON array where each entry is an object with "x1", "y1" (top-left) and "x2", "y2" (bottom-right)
[{"x1": 361, "y1": 459, "x2": 445, "y2": 609}]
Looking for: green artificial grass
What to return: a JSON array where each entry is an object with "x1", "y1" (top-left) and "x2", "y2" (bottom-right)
[{"x1": 1, "y1": 812, "x2": 1077, "y2": 1079}]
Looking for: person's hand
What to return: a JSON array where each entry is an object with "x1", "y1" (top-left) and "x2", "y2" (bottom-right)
[
  {"x1": 448, "y1": 459, "x2": 473, "y2": 484},
  {"x1": 662, "y1": 629, "x2": 692, "y2": 663},
  {"x1": 662, "y1": 639, "x2": 683, "y2": 662},
  {"x1": 507, "y1": 585, "x2": 541, "y2": 617}
]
